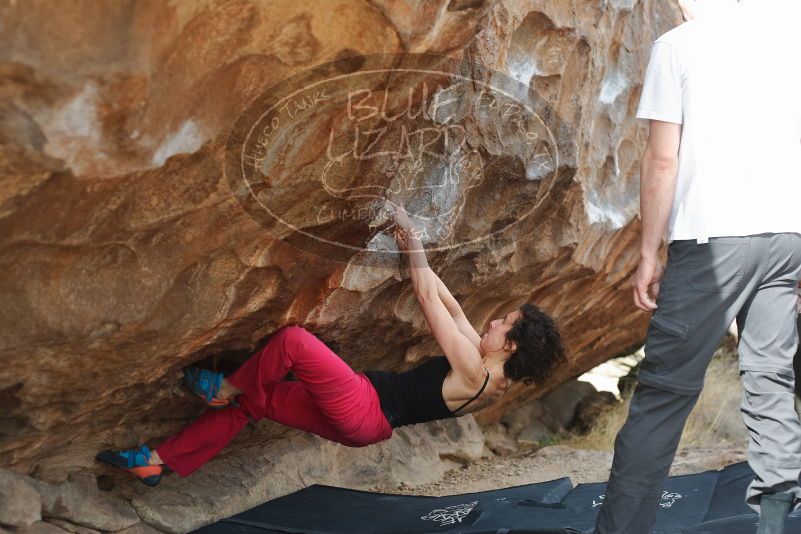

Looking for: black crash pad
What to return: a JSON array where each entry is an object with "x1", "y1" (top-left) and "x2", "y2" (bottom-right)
[{"x1": 192, "y1": 461, "x2": 801, "y2": 534}]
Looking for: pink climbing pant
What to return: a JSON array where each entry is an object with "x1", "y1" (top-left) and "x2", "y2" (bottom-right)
[{"x1": 155, "y1": 325, "x2": 394, "y2": 477}]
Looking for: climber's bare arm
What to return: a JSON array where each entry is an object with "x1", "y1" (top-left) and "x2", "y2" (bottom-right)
[
  {"x1": 415, "y1": 277, "x2": 485, "y2": 384},
  {"x1": 431, "y1": 272, "x2": 482, "y2": 349},
  {"x1": 392, "y1": 211, "x2": 485, "y2": 384}
]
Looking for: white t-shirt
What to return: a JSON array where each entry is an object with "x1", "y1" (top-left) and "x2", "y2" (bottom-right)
[{"x1": 636, "y1": 0, "x2": 801, "y2": 244}]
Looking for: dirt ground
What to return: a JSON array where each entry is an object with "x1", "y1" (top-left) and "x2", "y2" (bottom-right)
[{"x1": 372, "y1": 443, "x2": 747, "y2": 496}]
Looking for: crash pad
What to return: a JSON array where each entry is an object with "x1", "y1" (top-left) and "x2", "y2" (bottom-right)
[{"x1": 192, "y1": 461, "x2": 801, "y2": 533}]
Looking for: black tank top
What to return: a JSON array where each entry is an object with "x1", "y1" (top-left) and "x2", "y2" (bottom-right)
[{"x1": 364, "y1": 356, "x2": 490, "y2": 428}]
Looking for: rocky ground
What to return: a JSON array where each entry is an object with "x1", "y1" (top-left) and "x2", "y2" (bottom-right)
[{"x1": 372, "y1": 444, "x2": 747, "y2": 497}]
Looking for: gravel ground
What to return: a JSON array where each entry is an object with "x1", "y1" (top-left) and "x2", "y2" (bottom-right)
[{"x1": 372, "y1": 444, "x2": 747, "y2": 496}]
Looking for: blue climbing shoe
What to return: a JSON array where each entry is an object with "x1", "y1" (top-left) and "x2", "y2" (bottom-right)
[
  {"x1": 183, "y1": 366, "x2": 237, "y2": 409},
  {"x1": 96, "y1": 444, "x2": 162, "y2": 487}
]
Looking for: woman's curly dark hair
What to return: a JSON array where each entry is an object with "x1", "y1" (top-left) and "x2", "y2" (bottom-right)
[{"x1": 502, "y1": 302, "x2": 567, "y2": 386}]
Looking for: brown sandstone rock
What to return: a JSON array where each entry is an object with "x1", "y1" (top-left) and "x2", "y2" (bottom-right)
[
  {"x1": 482, "y1": 422, "x2": 518, "y2": 456},
  {"x1": 45, "y1": 519, "x2": 100, "y2": 534},
  {"x1": 38, "y1": 473, "x2": 140, "y2": 532},
  {"x1": 0, "y1": 0, "x2": 680, "y2": 497},
  {"x1": 539, "y1": 379, "x2": 598, "y2": 431},
  {"x1": 112, "y1": 523, "x2": 163, "y2": 534},
  {"x1": 10, "y1": 523, "x2": 71, "y2": 534},
  {"x1": 0, "y1": 470, "x2": 41, "y2": 527}
]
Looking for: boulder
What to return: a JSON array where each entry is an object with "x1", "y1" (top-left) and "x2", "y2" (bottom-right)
[
  {"x1": 0, "y1": 0, "x2": 683, "y2": 482},
  {"x1": 40, "y1": 473, "x2": 139, "y2": 532},
  {"x1": 499, "y1": 397, "x2": 553, "y2": 439},
  {"x1": 45, "y1": 519, "x2": 100, "y2": 534},
  {"x1": 0, "y1": 470, "x2": 41, "y2": 527},
  {"x1": 515, "y1": 420, "x2": 554, "y2": 446},
  {"x1": 10, "y1": 523, "x2": 71, "y2": 534},
  {"x1": 114, "y1": 522, "x2": 161, "y2": 534},
  {"x1": 482, "y1": 422, "x2": 518, "y2": 456},
  {"x1": 571, "y1": 389, "x2": 619, "y2": 434},
  {"x1": 0, "y1": 4, "x2": 687, "y2": 533},
  {"x1": 112, "y1": 522, "x2": 163, "y2": 534},
  {"x1": 540, "y1": 380, "x2": 599, "y2": 431}
]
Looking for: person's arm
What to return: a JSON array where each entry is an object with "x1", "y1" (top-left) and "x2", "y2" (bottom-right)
[
  {"x1": 632, "y1": 39, "x2": 684, "y2": 310},
  {"x1": 431, "y1": 272, "x2": 482, "y2": 348},
  {"x1": 393, "y1": 210, "x2": 485, "y2": 384},
  {"x1": 407, "y1": 236, "x2": 484, "y2": 383},
  {"x1": 633, "y1": 120, "x2": 681, "y2": 310},
  {"x1": 640, "y1": 120, "x2": 681, "y2": 259},
  {"x1": 636, "y1": 40, "x2": 683, "y2": 261}
]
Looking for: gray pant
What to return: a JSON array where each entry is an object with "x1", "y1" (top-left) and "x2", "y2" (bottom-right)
[
  {"x1": 795, "y1": 314, "x2": 801, "y2": 417},
  {"x1": 594, "y1": 233, "x2": 801, "y2": 534}
]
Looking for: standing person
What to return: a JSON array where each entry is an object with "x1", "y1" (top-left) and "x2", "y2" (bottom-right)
[{"x1": 591, "y1": 1, "x2": 801, "y2": 533}]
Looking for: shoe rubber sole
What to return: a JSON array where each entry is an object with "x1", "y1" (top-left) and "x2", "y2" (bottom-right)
[{"x1": 96, "y1": 450, "x2": 162, "y2": 487}]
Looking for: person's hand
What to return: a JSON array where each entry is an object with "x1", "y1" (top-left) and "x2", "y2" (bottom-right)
[
  {"x1": 392, "y1": 203, "x2": 419, "y2": 234},
  {"x1": 632, "y1": 254, "x2": 664, "y2": 311},
  {"x1": 393, "y1": 227, "x2": 410, "y2": 252},
  {"x1": 393, "y1": 225, "x2": 425, "y2": 253}
]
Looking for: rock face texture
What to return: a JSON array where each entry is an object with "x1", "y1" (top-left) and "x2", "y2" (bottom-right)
[{"x1": 0, "y1": 0, "x2": 679, "y2": 493}]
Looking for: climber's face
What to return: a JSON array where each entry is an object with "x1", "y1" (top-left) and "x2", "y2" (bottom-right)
[{"x1": 480, "y1": 310, "x2": 520, "y2": 355}]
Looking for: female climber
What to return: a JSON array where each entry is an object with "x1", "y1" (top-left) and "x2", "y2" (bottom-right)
[{"x1": 96, "y1": 205, "x2": 567, "y2": 486}]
